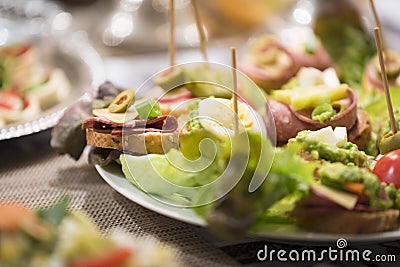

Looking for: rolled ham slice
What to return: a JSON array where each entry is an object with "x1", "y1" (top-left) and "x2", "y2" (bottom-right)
[
  {"x1": 239, "y1": 41, "x2": 299, "y2": 92},
  {"x1": 268, "y1": 87, "x2": 358, "y2": 144},
  {"x1": 362, "y1": 62, "x2": 384, "y2": 93},
  {"x1": 288, "y1": 41, "x2": 332, "y2": 71},
  {"x1": 362, "y1": 52, "x2": 400, "y2": 93}
]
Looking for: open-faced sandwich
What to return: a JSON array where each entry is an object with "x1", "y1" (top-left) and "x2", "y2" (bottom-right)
[
  {"x1": 206, "y1": 125, "x2": 400, "y2": 238},
  {"x1": 289, "y1": 127, "x2": 399, "y2": 234},
  {"x1": 52, "y1": 76, "x2": 268, "y2": 207},
  {"x1": 52, "y1": 81, "x2": 179, "y2": 162}
]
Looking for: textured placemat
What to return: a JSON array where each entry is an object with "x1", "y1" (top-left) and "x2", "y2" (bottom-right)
[{"x1": 0, "y1": 130, "x2": 239, "y2": 267}]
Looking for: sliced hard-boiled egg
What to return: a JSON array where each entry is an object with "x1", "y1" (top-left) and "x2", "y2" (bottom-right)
[
  {"x1": 306, "y1": 126, "x2": 348, "y2": 146},
  {"x1": 333, "y1": 126, "x2": 348, "y2": 145},
  {"x1": 298, "y1": 67, "x2": 324, "y2": 88},
  {"x1": 297, "y1": 67, "x2": 340, "y2": 88},
  {"x1": 307, "y1": 126, "x2": 338, "y2": 146},
  {"x1": 322, "y1": 67, "x2": 340, "y2": 88},
  {"x1": 93, "y1": 106, "x2": 138, "y2": 124},
  {"x1": 198, "y1": 98, "x2": 260, "y2": 138}
]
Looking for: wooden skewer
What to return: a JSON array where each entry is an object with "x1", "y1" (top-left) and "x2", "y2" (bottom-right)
[
  {"x1": 374, "y1": 27, "x2": 397, "y2": 134},
  {"x1": 169, "y1": 0, "x2": 175, "y2": 67},
  {"x1": 231, "y1": 47, "x2": 239, "y2": 135},
  {"x1": 191, "y1": 0, "x2": 208, "y2": 62},
  {"x1": 369, "y1": 0, "x2": 387, "y2": 54}
]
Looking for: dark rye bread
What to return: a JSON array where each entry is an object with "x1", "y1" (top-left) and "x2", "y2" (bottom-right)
[
  {"x1": 296, "y1": 209, "x2": 399, "y2": 234},
  {"x1": 347, "y1": 109, "x2": 372, "y2": 150},
  {"x1": 85, "y1": 128, "x2": 179, "y2": 155}
]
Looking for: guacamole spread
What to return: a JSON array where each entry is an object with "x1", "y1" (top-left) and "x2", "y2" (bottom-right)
[
  {"x1": 295, "y1": 130, "x2": 369, "y2": 167},
  {"x1": 318, "y1": 163, "x2": 398, "y2": 210}
]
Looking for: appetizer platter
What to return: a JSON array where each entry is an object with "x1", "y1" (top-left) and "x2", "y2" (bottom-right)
[
  {"x1": 0, "y1": 38, "x2": 102, "y2": 141},
  {"x1": 95, "y1": 154, "x2": 400, "y2": 244},
  {"x1": 51, "y1": 0, "x2": 400, "y2": 244},
  {"x1": 0, "y1": 1, "x2": 103, "y2": 141}
]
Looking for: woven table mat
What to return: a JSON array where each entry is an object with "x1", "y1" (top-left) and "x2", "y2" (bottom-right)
[{"x1": 0, "y1": 130, "x2": 239, "y2": 267}]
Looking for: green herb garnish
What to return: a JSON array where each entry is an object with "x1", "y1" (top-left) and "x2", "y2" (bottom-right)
[
  {"x1": 135, "y1": 99, "x2": 162, "y2": 119},
  {"x1": 311, "y1": 103, "x2": 337, "y2": 123}
]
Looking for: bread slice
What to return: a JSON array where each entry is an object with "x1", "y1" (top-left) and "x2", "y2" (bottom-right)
[
  {"x1": 296, "y1": 209, "x2": 399, "y2": 234},
  {"x1": 348, "y1": 109, "x2": 372, "y2": 150},
  {"x1": 85, "y1": 128, "x2": 179, "y2": 155}
]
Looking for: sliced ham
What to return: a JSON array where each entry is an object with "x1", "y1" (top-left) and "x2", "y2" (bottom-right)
[
  {"x1": 292, "y1": 190, "x2": 380, "y2": 219},
  {"x1": 268, "y1": 87, "x2": 359, "y2": 144},
  {"x1": 288, "y1": 41, "x2": 332, "y2": 71},
  {"x1": 363, "y1": 62, "x2": 384, "y2": 93},
  {"x1": 239, "y1": 42, "x2": 299, "y2": 92},
  {"x1": 82, "y1": 115, "x2": 178, "y2": 135}
]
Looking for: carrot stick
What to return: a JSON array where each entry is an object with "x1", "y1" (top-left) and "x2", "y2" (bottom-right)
[{"x1": 342, "y1": 182, "x2": 364, "y2": 195}]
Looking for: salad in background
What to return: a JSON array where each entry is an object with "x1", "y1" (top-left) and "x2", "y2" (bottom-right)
[
  {"x1": 0, "y1": 43, "x2": 71, "y2": 128},
  {"x1": 0, "y1": 196, "x2": 183, "y2": 267}
]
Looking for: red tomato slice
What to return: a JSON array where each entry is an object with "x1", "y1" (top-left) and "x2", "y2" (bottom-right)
[
  {"x1": 68, "y1": 247, "x2": 132, "y2": 267},
  {"x1": 373, "y1": 149, "x2": 400, "y2": 188},
  {"x1": 0, "y1": 90, "x2": 24, "y2": 110}
]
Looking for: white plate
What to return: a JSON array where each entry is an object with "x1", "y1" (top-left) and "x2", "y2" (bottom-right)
[
  {"x1": 96, "y1": 163, "x2": 400, "y2": 244},
  {"x1": 96, "y1": 163, "x2": 205, "y2": 226}
]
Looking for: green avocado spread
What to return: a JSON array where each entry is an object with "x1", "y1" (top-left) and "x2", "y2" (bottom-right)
[
  {"x1": 318, "y1": 162, "x2": 400, "y2": 211},
  {"x1": 295, "y1": 130, "x2": 369, "y2": 167}
]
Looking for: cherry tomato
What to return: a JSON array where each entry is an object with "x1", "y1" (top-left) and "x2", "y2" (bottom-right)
[{"x1": 373, "y1": 149, "x2": 400, "y2": 188}]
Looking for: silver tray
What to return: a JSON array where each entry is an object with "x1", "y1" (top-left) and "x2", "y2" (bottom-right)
[{"x1": 0, "y1": 1, "x2": 104, "y2": 140}]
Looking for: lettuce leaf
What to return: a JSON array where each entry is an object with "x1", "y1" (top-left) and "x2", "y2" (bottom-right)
[
  {"x1": 120, "y1": 149, "x2": 226, "y2": 206},
  {"x1": 205, "y1": 139, "x2": 317, "y2": 240},
  {"x1": 362, "y1": 87, "x2": 400, "y2": 132}
]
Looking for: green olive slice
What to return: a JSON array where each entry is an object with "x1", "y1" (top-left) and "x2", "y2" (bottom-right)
[
  {"x1": 378, "y1": 131, "x2": 400, "y2": 155},
  {"x1": 108, "y1": 89, "x2": 135, "y2": 113}
]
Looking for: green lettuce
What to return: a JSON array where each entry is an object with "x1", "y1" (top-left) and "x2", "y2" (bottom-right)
[
  {"x1": 205, "y1": 139, "x2": 317, "y2": 239},
  {"x1": 120, "y1": 149, "x2": 226, "y2": 206},
  {"x1": 362, "y1": 88, "x2": 400, "y2": 131}
]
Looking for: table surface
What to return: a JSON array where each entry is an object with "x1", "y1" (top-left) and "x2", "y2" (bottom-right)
[{"x1": 0, "y1": 129, "x2": 241, "y2": 267}]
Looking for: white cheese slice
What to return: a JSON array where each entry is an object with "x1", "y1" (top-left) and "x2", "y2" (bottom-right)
[
  {"x1": 93, "y1": 107, "x2": 138, "y2": 124},
  {"x1": 311, "y1": 183, "x2": 358, "y2": 210}
]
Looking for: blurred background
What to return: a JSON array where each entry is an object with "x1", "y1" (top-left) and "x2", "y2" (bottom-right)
[
  {"x1": 21, "y1": 0, "x2": 398, "y2": 52},
  {"x1": 0, "y1": 0, "x2": 400, "y2": 123},
  {"x1": 1, "y1": 0, "x2": 399, "y2": 96}
]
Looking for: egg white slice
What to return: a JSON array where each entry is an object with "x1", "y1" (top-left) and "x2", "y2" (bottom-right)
[{"x1": 198, "y1": 98, "x2": 261, "y2": 138}]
